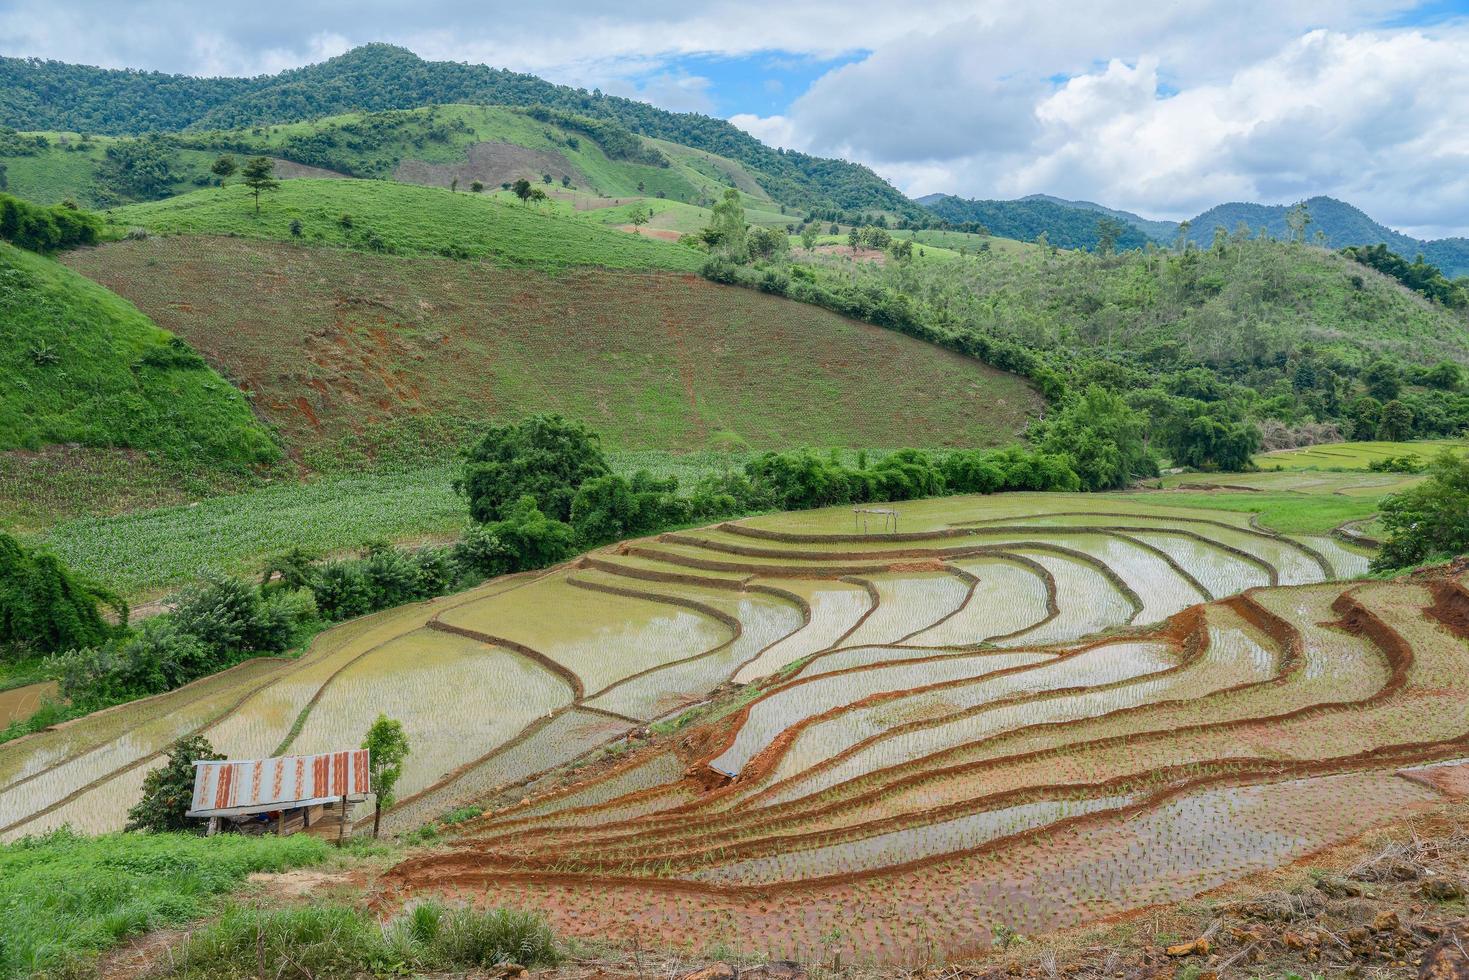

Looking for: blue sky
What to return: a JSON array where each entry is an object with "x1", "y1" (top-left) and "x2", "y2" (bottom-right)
[{"x1": 1, "y1": 0, "x2": 1467, "y2": 234}]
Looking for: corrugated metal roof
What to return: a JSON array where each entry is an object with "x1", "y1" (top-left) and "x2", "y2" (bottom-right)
[{"x1": 188, "y1": 749, "x2": 370, "y2": 817}]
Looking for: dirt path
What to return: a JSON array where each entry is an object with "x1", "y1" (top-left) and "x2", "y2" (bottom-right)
[{"x1": 0, "y1": 681, "x2": 56, "y2": 725}]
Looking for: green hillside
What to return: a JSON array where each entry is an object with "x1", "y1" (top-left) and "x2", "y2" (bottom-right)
[
  {"x1": 0, "y1": 240, "x2": 277, "y2": 469},
  {"x1": 0, "y1": 45, "x2": 919, "y2": 218},
  {"x1": 108, "y1": 178, "x2": 703, "y2": 271}
]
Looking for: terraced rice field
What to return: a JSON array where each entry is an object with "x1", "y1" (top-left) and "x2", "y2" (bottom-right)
[
  {"x1": 5, "y1": 492, "x2": 1463, "y2": 964},
  {"x1": 357, "y1": 495, "x2": 1461, "y2": 962}
]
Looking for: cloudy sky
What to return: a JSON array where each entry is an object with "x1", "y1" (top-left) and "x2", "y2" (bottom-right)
[{"x1": 4, "y1": 1, "x2": 1468, "y2": 236}]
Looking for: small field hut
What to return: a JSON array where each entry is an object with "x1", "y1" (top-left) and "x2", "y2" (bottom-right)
[{"x1": 188, "y1": 749, "x2": 370, "y2": 838}]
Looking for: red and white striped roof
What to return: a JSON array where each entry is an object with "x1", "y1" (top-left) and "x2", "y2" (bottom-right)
[{"x1": 188, "y1": 749, "x2": 370, "y2": 817}]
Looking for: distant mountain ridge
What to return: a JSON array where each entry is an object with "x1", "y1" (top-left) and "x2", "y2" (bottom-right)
[
  {"x1": 916, "y1": 193, "x2": 1153, "y2": 252},
  {"x1": 918, "y1": 191, "x2": 1468, "y2": 276},
  {"x1": 1179, "y1": 196, "x2": 1469, "y2": 277},
  {"x1": 1020, "y1": 194, "x2": 1179, "y2": 242},
  {"x1": 0, "y1": 44, "x2": 918, "y2": 217}
]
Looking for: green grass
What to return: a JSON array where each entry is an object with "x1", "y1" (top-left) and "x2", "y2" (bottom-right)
[
  {"x1": 1253, "y1": 439, "x2": 1469, "y2": 471},
  {"x1": 1113, "y1": 489, "x2": 1383, "y2": 535},
  {"x1": 107, "y1": 178, "x2": 704, "y2": 272},
  {"x1": 0, "y1": 828, "x2": 327, "y2": 979},
  {"x1": 0, "y1": 243, "x2": 278, "y2": 468}
]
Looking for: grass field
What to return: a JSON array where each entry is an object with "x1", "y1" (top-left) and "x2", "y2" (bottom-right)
[
  {"x1": 104, "y1": 178, "x2": 705, "y2": 271},
  {"x1": 1254, "y1": 439, "x2": 1469, "y2": 470},
  {"x1": 63, "y1": 236, "x2": 1040, "y2": 463}
]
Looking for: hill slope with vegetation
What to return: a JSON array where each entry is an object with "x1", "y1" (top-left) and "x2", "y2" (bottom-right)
[
  {"x1": 0, "y1": 241, "x2": 276, "y2": 465},
  {"x1": 62, "y1": 234, "x2": 1041, "y2": 464},
  {"x1": 0, "y1": 45, "x2": 918, "y2": 218},
  {"x1": 107, "y1": 178, "x2": 704, "y2": 271}
]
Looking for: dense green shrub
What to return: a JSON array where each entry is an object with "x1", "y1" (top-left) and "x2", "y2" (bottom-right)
[
  {"x1": 1371, "y1": 451, "x2": 1469, "y2": 570},
  {"x1": 0, "y1": 193, "x2": 102, "y2": 251},
  {"x1": 0, "y1": 531, "x2": 121, "y2": 658},
  {"x1": 571, "y1": 470, "x2": 686, "y2": 545},
  {"x1": 457, "y1": 414, "x2": 611, "y2": 523},
  {"x1": 126, "y1": 735, "x2": 223, "y2": 833},
  {"x1": 53, "y1": 578, "x2": 315, "y2": 708}
]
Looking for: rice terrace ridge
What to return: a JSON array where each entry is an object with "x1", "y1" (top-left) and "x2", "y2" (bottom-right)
[{"x1": 1, "y1": 5, "x2": 1469, "y2": 979}]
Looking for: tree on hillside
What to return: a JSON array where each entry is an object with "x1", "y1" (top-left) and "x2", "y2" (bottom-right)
[
  {"x1": 512, "y1": 178, "x2": 533, "y2": 203},
  {"x1": 210, "y1": 154, "x2": 237, "y2": 183},
  {"x1": 470, "y1": 180, "x2": 484, "y2": 192},
  {"x1": 0, "y1": 531, "x2": 122, "y2": 658},
  {"x1": 848, "y1": 228, "x2": 862, "y2": 253},
  {"x1": 1378, "y1": 399, "x2": 1414, "y2": 441},
  {"x1": 628, "y1": 203, "x2": 650, "y2": 235},
  {"x1": 800, "y1": 223, "x2": 818, "y2": 251},
  {"x1": 126, "y1": 735, "x2": 223, "y2": 833},
  {"x1": 1037, "y1": 385, "x2": 1157, "y2": 490},
  {"x1": 748, "y1": 226, "x2": 789, "y2": 260},
  {"x1": 456, "y1": 414, "x2": 611, "y2": 524},
  {"x1": 363, "y1": 714, "x2": 410, "y2": 839},
  {"x1": 450, "y1": 177, "x2": 459, "y2": 193},
  {"x1": 1372, "y1": 451, "x2": 1469, "y2": 570},
  {"x1": 240, "y1": 156, "x2": 279, "y2": 215},
  {"x1": 1286, "y1": 201, "x2": 1312, "y2": 244},
  {"x1": 1095, "y1": 217, "x2": 1125, "y2": 256},
  {"x1": 703, "y1": 188, "x2": 748, "y2": 262},
  {"x1": 529, "y1": 187, "x2": 549, "y2": 205}
]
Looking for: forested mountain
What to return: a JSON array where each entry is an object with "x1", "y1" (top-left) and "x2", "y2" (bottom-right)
[
  {"x1": 917, "y1": 193, "x2": 1154, "y2": 251},
  {"x1": 1020, "y1": 194, "x2": 1178, "y2": 242},
  {"x1": 1182, "y1": 196, "x2": 1469, "y2": 277},
  {"x1": 0, "y1": 45, "x2": 919, "y2": 217}
]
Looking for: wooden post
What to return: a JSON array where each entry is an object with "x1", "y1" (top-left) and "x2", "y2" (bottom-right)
[
  {"x1": 206, "y1": 816, "x2": 220, "y2": 837},
  {"x1": 337, "y1": 794, "x2": 347, "y2": 846}
]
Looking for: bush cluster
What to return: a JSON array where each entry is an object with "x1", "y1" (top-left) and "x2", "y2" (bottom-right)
[
  {"x1": 0, "y1": 531, "x2": 122, "y2": 659},
  {"x1": 458, "y1": 415, "x2": 1085, "y2": 556},
  {"x1": 51, "y1": 574, "x2": 317, "y2": 709},
  {"x1": 0, "y1": 193, "x2": 102, "y2": 252}
]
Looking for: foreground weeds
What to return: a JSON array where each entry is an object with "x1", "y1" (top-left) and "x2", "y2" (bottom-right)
[
  {"x1": 0, "y1": 828, "x2": 327, "y2": 980},
  {"x1": 154, "y1": 901, "x2": 560, "y2": 978}
]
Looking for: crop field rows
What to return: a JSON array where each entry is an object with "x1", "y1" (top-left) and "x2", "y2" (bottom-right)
[{"x1": 361, "y1": 495, "x2": 1468, "y2": 963}]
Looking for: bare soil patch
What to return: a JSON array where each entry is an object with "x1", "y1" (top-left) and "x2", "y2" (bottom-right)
[
  {"x1": 0, "y1": 681, "x2": 56, "y2": 725},
  {"x1": 616, "y1": 225, "x2": 682, "y2": 241},
  {"x1": 812, "y1": 244, "x2": 888, "y2": 265},
  {"x1": 270, "y1": 158, "x2": 352, "y2": 180},
  {"x1": 394, "y1": 141, "x2": 584, "y2": 190}
]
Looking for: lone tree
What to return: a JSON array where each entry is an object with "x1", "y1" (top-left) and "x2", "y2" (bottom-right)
[
  {"x1": 363, "y1": 714, "x2": 410, "y2": 838},
  {"x1": 240, "y1": 156, "x2": 279, "y2": 215},
  {"x1": 211, "y1": 154, "x2": 237, "y2": 183},
  {"x1": 127, "y1": 735, "x2": 223, "y2": 833},
  {"x1": 628, "y1": 203, "x2": 650, "y2": 235},
  {"x1": 512, "y1": 177, "x2": 533, "y2": 203}
]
